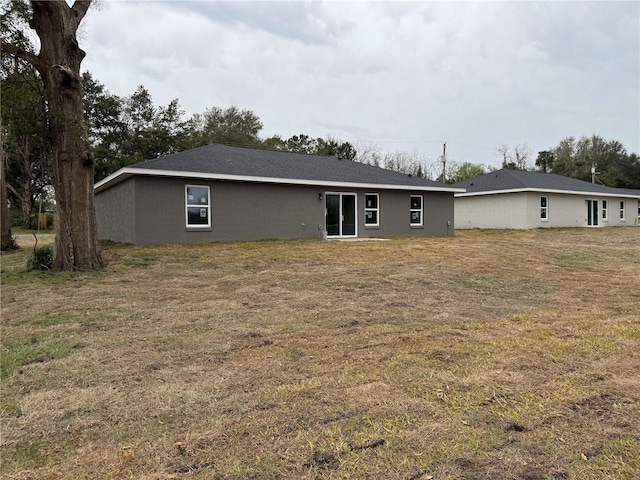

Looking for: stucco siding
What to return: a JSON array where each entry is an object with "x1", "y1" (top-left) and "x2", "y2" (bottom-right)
[
  {"x1": 456, "y1": 192, "x2": 640, "y2": 229},
  {"x1": 364, "y1": 190, "x2": 453, "y2": 237},
  {"x1": 605, "y1": 197, "x2": 640, "y2": 227},
  {"x1": 455, "y1": 193, "x2": 529, "y2": 229},
  {"x1": 531, "y1": 193, "x2": 638, "y2": 228},
  {"x1": 95, "y1": 178, "x2": 137, "y2": 244},
  {"x1": 131, "y1": 178, "x2": 324, "y2": 245},
  {"x1": 96, "y1": 177, "x2": 455, "y2": 245}
]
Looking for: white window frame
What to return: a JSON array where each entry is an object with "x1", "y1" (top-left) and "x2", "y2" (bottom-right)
[
  {"x1": 602, "y1": 200, "x2": 608, "y2": 221},
  {"x1": 185, "y1": 185, "x2": 211, "y2": 228},
  {"x1": 619, "y1": 200, "x2": 625, "y2": 221},
  {"x1": 410, "y1": 195, "x2": 423, "y2": 226},
  {"x1": 364, "y1": 193, "x2": 379, "y2": 227},
  {"x1": 540, "y1": 196, "x2": 549, "y2": 221}
]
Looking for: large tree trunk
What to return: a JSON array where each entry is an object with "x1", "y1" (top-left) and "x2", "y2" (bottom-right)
[
  {"x1": 1, "y1": 142, "x2": 16, "y2": 251},
  {"x1": 29, "y1": 1, "x2": 104, "y2": 270}
]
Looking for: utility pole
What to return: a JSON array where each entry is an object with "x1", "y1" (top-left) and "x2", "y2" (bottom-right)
[
  {"x1": 441, "y1": 142, "x2": 447, "y2": 183},
  {"x1": 591, "y1": 162, "x2": 598, "y2": 184}
]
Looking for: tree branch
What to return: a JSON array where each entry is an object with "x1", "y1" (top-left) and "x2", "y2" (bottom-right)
[
  {"x1": 0, "y1": 41, "x2": 43, "y2": 73},
  {"x1": 71, "y1": 0, "x2": 93, "y2": 29},
  {"x1": 6, "y1": 182, "x2": 20, "y2": 199}
]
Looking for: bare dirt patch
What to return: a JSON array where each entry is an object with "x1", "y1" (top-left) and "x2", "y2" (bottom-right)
[{"x1": 1, "y1": 228, "x2": 639, "y2": 479}]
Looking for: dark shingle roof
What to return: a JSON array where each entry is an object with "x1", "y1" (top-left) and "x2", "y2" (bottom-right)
[
  {"x1": 453, "y1": 168, "x2": 640, "y2": 198},
  {"x1": 117, "y1": 143, "x2": 454, "y2": 190}
]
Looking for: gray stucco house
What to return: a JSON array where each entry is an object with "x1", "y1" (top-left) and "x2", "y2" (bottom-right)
[
  {"x1": 453, "y1": 168, "x2": 640, "y2": 229},
  {"x1": 94, "y1": 144, "x2": 464, "y2": 245}
]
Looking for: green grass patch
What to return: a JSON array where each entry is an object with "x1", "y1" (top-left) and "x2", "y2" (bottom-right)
[
  {"x1": 569, "y1": 437, "x2": 640, "y2": 479},
  {"x1": 1, "y1": 442, "x2": 52, "y2": 470},
  {"x1": 0, "y1": 399, "x2": 22, "y2": 417},
  {"x1": 0, "y1": 336, "x2": 76, "y2": 380}
]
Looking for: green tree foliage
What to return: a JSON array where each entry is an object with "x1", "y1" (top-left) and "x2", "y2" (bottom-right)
[
  {"x1": 82, "y1": 72, "x2": 126, "y2": 181},
  {"x1": 446, "y1": 161, "x2": 487, "y2": 184},
  {"x1": 83, "y1": 78, "x2": 195, "y2": 181},
  {"x1": 284, "y1": 134, "x2": 322, "y2": 154},
  {"x1": 120, "y1": 86, "x2": 192, "y2": 164},
  {"x1": 81, "y1": 82, "x2": 362, "y2": 181},
  {"x1": 275, "y1": 134, "x2": 356, "y2": 159},
  {"x1": 191, "y1": 106, "x2": 263, "y2": 148},
  {"x1": 0, "y1": 0, "x2": 33, "y2": 75},
  {"x1": 317, "y1": 136, "x2": 357, "y2": 160},
  {"x1": 1, "y1": 0, "x2": 48, "y2": 237},
  {"x1": 548, "y1": 135, "x2": 640, "y2": 188},
  {"x1": 535, "y1": 150, "x2": 555, "y2": 173},
  {"x1": 261, "y1": 135, "x2": 287, "y2": 151},
  {"x1": 0, "y1": 67, "x2": 49, "y2": 224}
]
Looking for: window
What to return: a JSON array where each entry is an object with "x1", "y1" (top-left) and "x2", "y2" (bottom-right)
[
  {"x1": 186, "y1": 185, "x2": 210, "y2": 228},
  {"x1": 540, "y1": 196, "x2": 549, "y2": 220},
  {"x1": 364, "y1": 193, "x2": 379, "y2": 226},
  {"x1": 619, "y1": 200, "x2": 625, "y2": 220},
  {"x1": 602, "y1": 200, "x2": 608, "y2": 221},
  {"x1": 410, "y1": 195, "x2": 423, "y2": 226}
]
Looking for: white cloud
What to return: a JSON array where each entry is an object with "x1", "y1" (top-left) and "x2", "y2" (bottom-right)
[{"x1": 81, "y1": 0, "x2": 640, "y2": 167}]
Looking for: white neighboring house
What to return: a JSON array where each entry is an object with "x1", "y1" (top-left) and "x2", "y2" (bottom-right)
[{"x1": 453, "y1": 169, "x2": 640, "y2": 229}]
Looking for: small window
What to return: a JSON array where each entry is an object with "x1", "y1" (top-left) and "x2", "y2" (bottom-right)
[
  {"x1": 364, "y1": 193, "x2": 379, "y2": 226},
  {"x1": 602, "y1": 200, "x2": 608, "y2": 221},
  {"x1": 540, "y1": 196, "x2": 548, "y2": 220},
  {"x1": 186, "y1": 185, "x2": 210, "y2": 228},
  {"x1": 410, "y1": 195, "x2": 423, "y2": 226},
  {"x1": 619, "y1": 200, "x2": 625, "y2": 220}
]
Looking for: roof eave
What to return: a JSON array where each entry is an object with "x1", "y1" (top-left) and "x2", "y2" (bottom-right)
[
  {"x1": 454, "y1": 187, "x2": 640, "y2": 198},
  {"x1": 94, "y1": 167, "x2": 466, "y2": 193}
]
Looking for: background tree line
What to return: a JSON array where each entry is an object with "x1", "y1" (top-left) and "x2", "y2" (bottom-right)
[{"x1": 3, "y1": 68, "x2": 639, "y2": 231}]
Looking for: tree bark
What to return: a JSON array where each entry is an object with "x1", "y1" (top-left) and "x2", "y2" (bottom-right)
[
  {"x1": 1, "y1": 141, "x2": 16, "y2": 251},
  {"x1": 28, "y1": 0, "x2": 104, "y2": 269}
]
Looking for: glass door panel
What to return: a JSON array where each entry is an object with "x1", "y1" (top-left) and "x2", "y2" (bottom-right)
[
  {"x1": 326, "y1": 194, "x2": 340, "y2": 236},
  {"x1": 587, "y1": 200, "x2": 598, "y2": 226},
  {"x1": 342, "y1": 195, "x2": 356, "y2": 236}
]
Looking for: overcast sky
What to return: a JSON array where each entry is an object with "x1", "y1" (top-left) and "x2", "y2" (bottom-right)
[{"x1": 79, "y1": 0, "x2": 639, "y2": 169}]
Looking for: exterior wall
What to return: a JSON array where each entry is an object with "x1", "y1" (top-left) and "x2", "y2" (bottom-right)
[
  {"x1": 95, "y1": 178, "x2": 137, "y2": 243},
  {"x1": 132, "y1": 178, "x2": 324, "y2": 245},
  {"x1": 360, "y1": 190, "x2": 454, "y2": 238},
  {"x1": 456, "y1": 192, "x2": 640, "y2": 229},
  {"x1": 527, "y1": 193, "x2": 638, "y2": 228},
  {"x1": 96, "y1": 176, "x2": 455, "y2": 245},
  {"x1": 606, "y1": 197, "x2": 640, "y2": 227},
  {"x1": 455, "y1": 193, "x2": 529, "y2": 229}
]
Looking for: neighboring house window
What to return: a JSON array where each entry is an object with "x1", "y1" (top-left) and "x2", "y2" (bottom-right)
[
  {"x1": 602, "y1": 200, "x2": 608, "y2": 221},
  {"x1": 364, "y1": 193, "x2": 379, "y2": 226},
  {"x1": 619, "y1": 200, "x2": 625, "y2": 220},
  {"x1": 410, "y1": 195, "x2": 423, "y2": 226},
  {"x1": 186, "y1": 185, "x2": 211, "y2": 227},
  {"x1": 540, "y1": 196, "x2": 549, "y2": 220}
]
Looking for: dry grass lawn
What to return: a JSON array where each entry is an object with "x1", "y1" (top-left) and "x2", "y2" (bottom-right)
[{"x1": 1, "y1": 228, "x2": 639, "y2": 480}]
